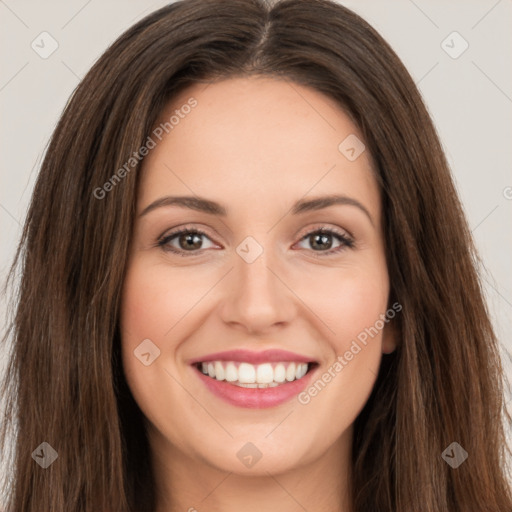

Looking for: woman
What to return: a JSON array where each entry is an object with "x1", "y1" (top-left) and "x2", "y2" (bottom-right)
[{"x1": 1, "y1": 0, "x2": 511, "y2": 510}]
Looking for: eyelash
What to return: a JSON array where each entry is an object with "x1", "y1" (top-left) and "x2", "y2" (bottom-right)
[{"x1": 156, "y1": 225, "x2": 355, "y2": 258}]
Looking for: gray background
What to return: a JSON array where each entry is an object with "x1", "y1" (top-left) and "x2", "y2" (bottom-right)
[{"x1": 1, "y1": 0, "x2": 511, "y2": 492}]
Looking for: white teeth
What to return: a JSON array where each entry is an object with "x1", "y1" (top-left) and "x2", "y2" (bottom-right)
[
  {"x1": 285, "y1": 363, "x2": 296, "y2": 382},
  {"x1": 214, "y1": 361, "x2": 225, "y2": 381},
  {"x1": 225, "y1": 362, "x2": 238, "y2": 382},
  {"x1": 238, "y1": 363, "x2": 256, "y2": 384},
  {"x1": 256, "y1": 363, "x2": 274, "y2": 383},
  {"x1": 198, "y1": 360, "x2": 311, "y2": 386},
  {"x1": 274, "y1": 363, "x2": 286, "y2": 383},
  {"x1": 296, "y1": 363, "x2": 308, "y2": 379}
]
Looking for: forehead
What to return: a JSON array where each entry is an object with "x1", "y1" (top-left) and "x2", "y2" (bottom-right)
[{"x1": 138, "y1": 76, "x2": 380, "y2": 224}]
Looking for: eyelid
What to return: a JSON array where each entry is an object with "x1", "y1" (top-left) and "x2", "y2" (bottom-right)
[{"x1": 295, "y1": 222, "x2": 353, "y2": 242}]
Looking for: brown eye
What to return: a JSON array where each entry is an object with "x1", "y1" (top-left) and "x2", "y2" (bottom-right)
[
  {"x1": 158, "y1": 229, "x2": 216, "y2": 256},
  {"x1": 308, "y1": 232, "x2": 334, "y2": 250},
  {"x1": 176, "y1": 232, "x2": 203, "y2": 250},
  {"x1": 295, "y1": 228, "x2": 354, "y2": 256}
]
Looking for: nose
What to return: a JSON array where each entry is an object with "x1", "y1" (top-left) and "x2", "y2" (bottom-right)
[{"x1": 219, "y1": 245, "x2": 296, "y2": 335}]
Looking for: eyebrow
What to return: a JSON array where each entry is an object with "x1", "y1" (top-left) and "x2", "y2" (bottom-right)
[{"x1": 139, "y1": 194, "x2": 374, "y2": 226}]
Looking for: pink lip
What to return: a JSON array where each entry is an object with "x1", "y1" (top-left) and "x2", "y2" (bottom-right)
[
  {"x1": 193, "y1": 367, "x2": 317, "y2": 408},
  {"x1": 189, "y1": 349, "x2": 318, "y2": 408},
  {"x1": 188, "y1": 349, "x2": 315, "y2": 365}
]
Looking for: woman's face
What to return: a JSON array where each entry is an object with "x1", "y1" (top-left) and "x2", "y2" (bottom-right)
[{"x1": 120, "y1": 76, "x2": 396, "y2": 476}]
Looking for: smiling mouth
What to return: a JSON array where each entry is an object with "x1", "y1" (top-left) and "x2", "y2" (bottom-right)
[{"x1": 195, "y1": 361, "x2": 317, "y2": 388}]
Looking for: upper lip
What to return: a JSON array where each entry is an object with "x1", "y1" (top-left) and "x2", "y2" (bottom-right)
[{"x1": 189, "y1": 349, "x2": 316, "y2": 365}]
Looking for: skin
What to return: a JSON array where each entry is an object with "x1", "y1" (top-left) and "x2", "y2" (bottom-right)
[{"x1": 120, "y1": 76, "x2": 397, "y2": 512}]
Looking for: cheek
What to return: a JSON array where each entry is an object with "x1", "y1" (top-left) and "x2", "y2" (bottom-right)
[
  {"x1": 291, "y1": 258, "x2": 389, "y2": 350},
  {"x1": 119, "y1": 261, "x2": 182, "y2": 417},
  {"x1": 119, "y1": 258, "x2": 222, "y2": 421},
  {"x1": 290, "y1": 260, "x2": 389, "y2": 438},
  {"x1": 120, "y1": 259, "x2": 203, "y2": 343},
  {"x1": 333, "y1": 274, "x2": 389, "y2": 351}
]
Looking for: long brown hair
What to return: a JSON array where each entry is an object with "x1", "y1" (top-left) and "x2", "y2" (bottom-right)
[{"x1": 1, "y1": 0, "x2": 511, "y2": 510}]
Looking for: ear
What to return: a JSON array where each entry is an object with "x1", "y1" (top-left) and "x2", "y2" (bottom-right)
[{"x1": 381, "y1": 316, "x2": 399, "y2": 354}]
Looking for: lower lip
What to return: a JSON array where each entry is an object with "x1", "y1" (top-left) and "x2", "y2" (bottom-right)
[{"x1": 193, "y1": 365, "x2": 316, "y2": 408}]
